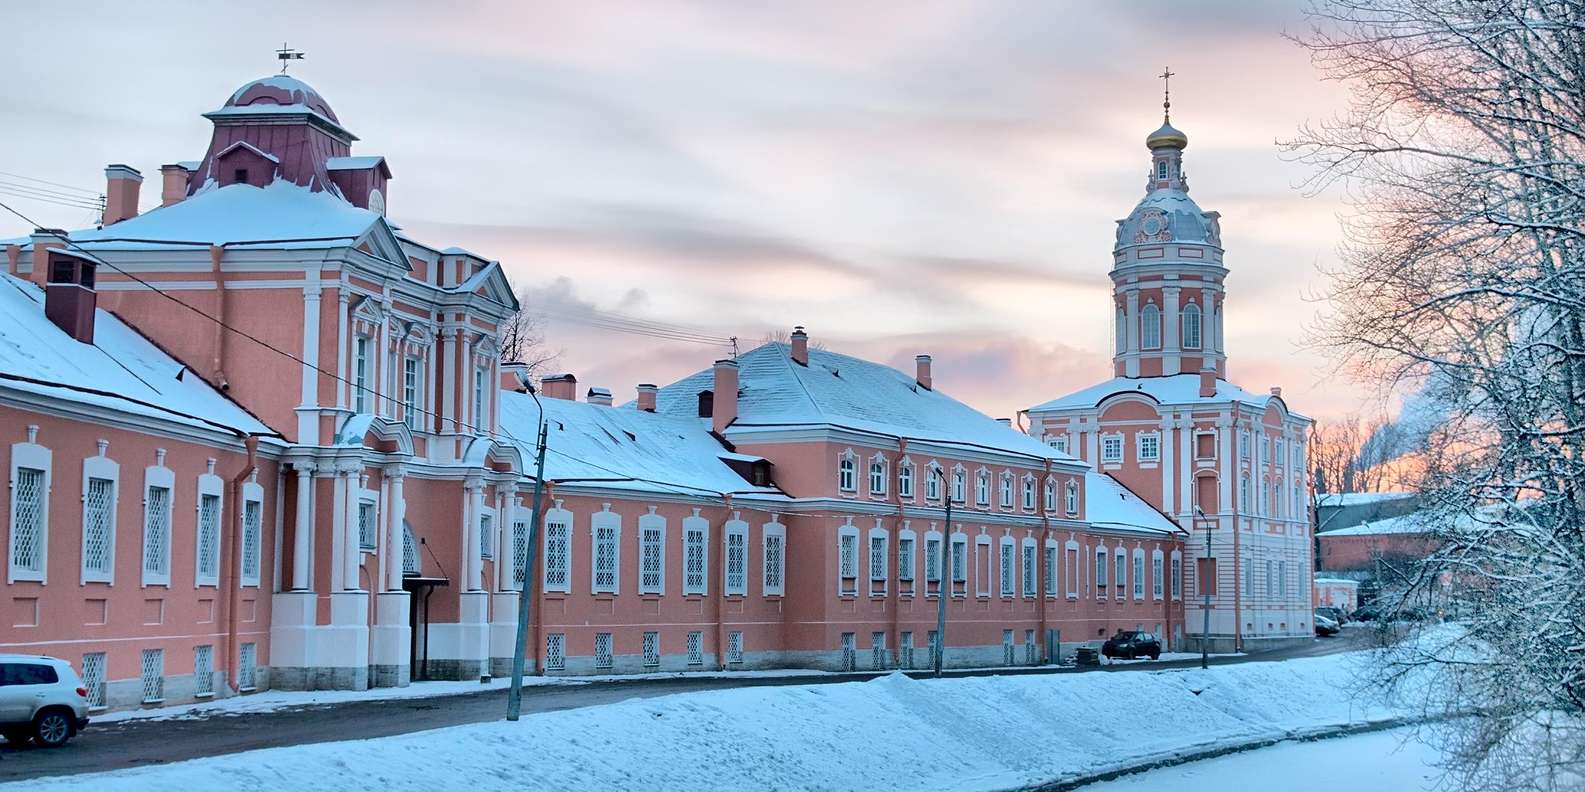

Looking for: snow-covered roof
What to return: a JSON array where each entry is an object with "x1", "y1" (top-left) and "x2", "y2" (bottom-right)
[
  {"x1": 1083, "y1": 471, "x2": 1179, "y2": 535},
  {"x1": 1317, "y1": 491, "x2": 1416, "y2": 508},
  {"x1": 1030, "y1": 373, "x2": 1293, "y2": 415},
  {"x1": 498, "y1": 391, "x2": 785, "y2": 499},
  {"x1": 215, "y1": 140, "x2": 280, "y2": 164},
  {"x1": 1321, "y1": 511, "x2": 1435, "y2": 537},
  {"x1": 1313, "y1": 577, "x2": 1359, "y2": 587},
  {"x1": 66, "y1": 181, "x2": 381, "y2": 249},
  {"x1": 1115, "y1": 188, "x2": 1217, "y2": 251},
  {"x1": 0, "y1": 272, "x2": 276, "y2": 437},
  {"x1": 325, "y1": 156, "x2": 386, "y2": 172},
  {"x1": 652, "y1": 343, "x2": 1080, "y2": 463}
]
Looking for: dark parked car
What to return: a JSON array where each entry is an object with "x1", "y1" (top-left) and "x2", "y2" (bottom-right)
[
  {"x1": 1101, "y1": 630, "x2": 1162, "y2": 660},
  {"x1": 1314, "y1": 611, "x2": 1340, "y2": 636},
  {"x1": 1315, "y1": 606, "x2": 1346, "y2": 626}
]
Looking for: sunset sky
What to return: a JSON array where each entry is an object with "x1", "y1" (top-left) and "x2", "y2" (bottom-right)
[{"x1": 1, "y1": 1, "x2": 1385, "y2": 423}]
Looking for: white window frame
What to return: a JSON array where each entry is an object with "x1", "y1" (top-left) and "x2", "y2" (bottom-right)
[
  {"x1": 951, "y1": 465, "x2": 967, "y2": 503},
  {"x1": 683, "y1": 510, "x2": 709, "y2": 596},
  {"x1": 358, "y1": 495, "x2": 378, "y2": 552},
  {"x1": 240, "y1": 480, "x2": 264, "y2": 587},
  {"x1": 472, "y1": 366, "x2": 487, "y2": 432},
  {"x1": 975, "y1": 469, "x2": 990, "y2": 506},
  {"x1": 1065, "y1": 480, "x2": 1079, "y2": 515},
  {"x1": 762, "y1": 519, "x2": 786, "y2": 596},
  {"x1": 1094, "y1": 546, "x2": 1108, "y2": 595},
  {"x1": 1021, "y1": 474, "x2": 1036, "y2": 511},
  {"x1": 724, "y1": 515, "x2": 748, "y2": 596},
  {"x1": 897, "y1": 527, "x2": 916, "y2": 595},
  {"x1": 80, "y1": 450, "x2": 119, "y2": 585},
  {"x1": 867, "y1": 523, "x2": 888, "y2": 596},
  {"x1": 925, "y1": 462, "x2": 942, "y2": 501},
  {"x1": 838, "y1": 521, "x2": 859, "y2": 596},
  {"x1": 1141, "y1": 303, "x2": 1161, "y2": 349},
  {"x1": 1152, "y1": 549, "x2": 1165, "y2": 599},
  {"x1": 7, "y1": 434, "x2": 51, "y2": 584},
  {"x1": 1043, "y1": 477, "x2": 1056, "y2": 513},
  {"x1": 897, "y1": 459, "x2": 914, "y2": 499},
  {"x1": 924, "y1": 529, "x2": 943, "y2": 593},
  {"x1": 1115, "y1": 548, "x2": 1128, "y2": 601},
  {"x1": 479, "y1": 511, "x2": 494, "y2": 560},
  {"x1": 998, "y1": 536, "x2": 1015, "y2": 598},
  {"x1": 141, "y1": 461, "x2": 175, "y2": 587},
  {"x1": 1021, "y1": 537, "x2": 1036, "y2": 599},
  {"x1": 950, "y1": 532, "x2": 968, "y2": 597},
  {"x1": 976, "y1": 534, "x2": 993, "y2": 598},
  {"x1": 1043, "y1": 538, "x2": 1058, "y2": 599},
  {"x1": 837, "y1": 449, "x2": 857, "y2": 493},
  {"x1": 1132, "y1": 548, "x2": 1146, "y2": 600},
  {"x1": 1137, "y1": 432, "x2": 1160, "y2": 463},
  {"x1": 403, "y1": 356, "x2": 422, "y2": 432},
  {"x1": 353, "y1": 335, "x2": 371, "y2": 413},
  {"x1": 638, "y1": 508, "x2": 666, "y2": 595},
  {"x1": 1182, "y1": 301, "x2": 1202, "y2": 349},
  {"x1": 542, "y1": 502, "x2": 573, "y2": 594},
  {"x1": 590, "y1": 506, "x2": 620, "y2": 595},
  {"x1": 195, "y1": 470, "x2": 224, "y2": 587},
  {"x1": 868, "y1": 453, "x2": 887, "y2": 497},
  {"x1": 999, "y1": 472, "x2": 1014, "y2": 509},
  {"x1": 1170, "y1": 550, "x2": 1182, "y2": 600},
  {"x1": 1100, "y1": 433, "x2": 1124, "y2": 464}
]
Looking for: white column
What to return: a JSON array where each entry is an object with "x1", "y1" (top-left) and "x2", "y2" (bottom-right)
[
  {"x1": 343, "y1": 467, "x2": 362, "y2": 591},
  {"x1": 386, "y1": 468, "x2": 406, "y2": 591},
  {"x1": 464, "y1": 478, "x2": 483, "y2": 591},
  {"x1": 292, "y1": 464, "x2": 314, "y2": 591},
  {"x1": 1162, "y1": 286, "x2": 1181, "y2": 375},
  {"x1": 1124, "y1": 289, "x2": 1140, "y2": 377},
  {"x1": 335, "y1": 284, "x2": 349, "y2": 409},
  {"x1": 297, "y1": 272, "x2": 323, "y2": 442},
  {"x1": 460, "y1": 334, "x2": 474, "y2": 432},
  {"x1": 442, "y1": 328, "x2": 458, "y2": 434},
  {"x1": 1178, "y1": 419, "x2": 1194, "y2": 517}
]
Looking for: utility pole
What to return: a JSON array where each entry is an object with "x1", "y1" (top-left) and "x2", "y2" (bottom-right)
[
  {"x1": 507, "y1": 389, "x2": 548, "y2": 721},
  {"x1": 933, "y1": 466, "x2": 953, "y2": 678},
  {"x1": 1196, "y1": 508, "x2": 1214, "y2": 670}
]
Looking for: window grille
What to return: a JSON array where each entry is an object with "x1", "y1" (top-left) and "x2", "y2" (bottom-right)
[
  {"x1": 725, "y1": 526, "x2": 746, "y2": 594},
  {"x1": 897, "y1": 537, "x2": 913, "y2": 583},
  {"x1": 402, "y1": 522, "x2": 420, "y2": 575},
  {"x1": 925, "y1": 538, "x2": 941, "y2": 583},
  {"x1": 83, "y1": 477, "x2": 114, "y2": 577},
  {"x1": 1116, "y1": 553, "x2": 1128, "y2": 599},
  {"x1": 686, "y1": 631, "x2": 704, "y2": 667},
  {"x1": 194, "y1": 645, "x2": 214, "y2": 697},
  {"x1": 999, "y1": 542, "x2": 1015, "y2": 596},
  {"x1": 1096, "y1": 548, "x2": 1108, "y2": 591},
  {"x1": 1043, "y1": 545, "x2": 1057, "y2": 597},
  {"x1": 840, "y1": 632, "x2": 856, "y2": 671},
  {"x1": 1101, "y1": 435, "x2": 1123, "y2": 463},
  {"x1": 511, "y1": 521, "x2": 529, "y2": 587},
  {"x1": 358, "y1": 501, "x2": 376, "y2": 550},
  {"x1": 593, "y1": 522, "x2": 617, "y2": 592},
  {"x1": 197, "y1": 493, "x2": 220, "y2": 583},
  {"x1": 546, "y1": 634, "x2": 566, "y2": 671},
  {"x1": 1022, "y1": 544, "x2": 1036, "y2": 597},
  {"x1": 727, "y1": 631, "x2": 744, "y2": 665},
  {"x1": 871, "y1": 632, "x2": 887, "y2": 670},
  {"x1": 545, "y1": 519, "x2": 570, "y2": 590},
  {"x1": 81, "y1": 652, "x2": 107, "y2": 710},
  {"x1": 642, "y1": 632, "x2": 660, "y2": 667},
  {"x1": 239, "y1": 642, "x2": 257, "y2": 691},
  {"x1": 684, "y1": 523, "x2": 707, "y2": 594},
  {"x1": 242, "y1": 500, "x2": 262, "y2": 583},
  {"x1": 11, "y1": 467, "x2": 46, "y2": 576},
  {"x1": 951, "y1": 539, "x2": 966, "y2": 585},
  {"x1": 1025, "y1": 630, "x2": 1037, "y2": 664},
  {"x1": 763, "y1": 532, "x2": 784, "y2": 594},
  {"x1": 640, "y1": 524, "x2": 664, "y2": 593},
  {"x1": 1002, "y1": 630, "x2": 1015, "y2": 666},
  {"x1": 1134, "y1": 554, "x2": 1145, "y2": 599},
  {"x1": 143, "y1": 485, "x2": 171, "y2": 581},
  {"x1": 900, "y1": 632, "x2": 914, "y2": 669},
  {"x1": 1153, "y1": 554, "x2": 1165, "y2": 598},
  {"x1": 928, "y1": 631, "x2": 940, "y2": 667},
  {"x1": 838, "y1": 532, "x2": 857, "y2": 584},
  {"x1": 1171, "y1": 556, "x2": 1182, "y2": 599},
  {"x1": 869, "y1": 535, "x2": 886, "y2": 582},
  {"x1": 480, "y1": 514, "x2": 493, "y2": 559},
  {"x1": 595, "y1": 632, "x2": 613, "y2": 669},
  {"x1": 140, "y1": 648, "x2": 164, "y2": 704}
]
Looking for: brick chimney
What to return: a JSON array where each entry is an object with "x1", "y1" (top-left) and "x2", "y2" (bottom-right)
[
  {"x1": 159, "y1": 164, "x2": 191, "y2": 207},
  {"x1": 712, "y1": 359, "x2": 739, "y2": 434},
  {"x1": 586, "y1": 387, "x2": 613, "y2": 406},
  {"x1": 541, "y1": 373, "x2": 577, "y2": 400},
  {"x1": 915, "y1": 354, "x2": 933, "y2": 390},
  {"x1": 5, "y1": 244, "x2": 19, "y2": 276},
  {"x1": 102, "y1": 164, "x2": 143, "y2": 226},
  {"x1": 1199, "y1": 363, "x2": 1217, "y2": 398},
  {"x1": 1269, "y1": 386, "x2": 1282, "y2": 399},
  {"x1": 499, "y1": 362, "x2": 530, "y2": 393},
  {"x1": 636, "y1": 383, "x2": 657, "y2": 412},
  {"x1": 43, "y1": 249, "x2": 98, "y2": 344},
  {"x1": 28, "y1": 229, "x2": 66, "y2": 287},
  {"x1": 790, "y1": 326, "x2": 808, "y2": 366}
]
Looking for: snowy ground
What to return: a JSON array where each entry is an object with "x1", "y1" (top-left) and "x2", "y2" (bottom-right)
[
  {"x1": 9, "y1": 650, "x2": 1409, "y2": 791},
  {"x1": 1081, "y1": 727, "x2": 1443, "y2": 791}
]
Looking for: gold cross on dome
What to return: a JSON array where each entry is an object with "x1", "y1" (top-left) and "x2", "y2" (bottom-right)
[
  {"x1": 1160, "y1": 66, "x2": 1175, "y2": 121},
  {"x1": 276, "y1": 43, "x2": 305, "y2": 73}
]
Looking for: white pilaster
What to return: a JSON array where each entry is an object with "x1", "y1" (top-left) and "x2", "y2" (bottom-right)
[
  {"x1": 297, "y1": 272, "x2": 323, "y2": 442},
  {"x1": 387, "y1": 470, "x2": 407, "y2": 591},
  {"x1": 335, "y1": 283, "x2": 349, "y2": 409},
  {"x1": 1124, "y1": 289, "x2": 1141, "y2": 378},
  {"x1": 292, "y1": 464, "x2": 314, "y2": 591},
  {"x1": 1162, "y1": 286, "x2": 1181, "y2": 375}
]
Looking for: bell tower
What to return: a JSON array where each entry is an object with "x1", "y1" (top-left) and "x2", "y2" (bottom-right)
[{"x1": 1109, "y1": 70, "x2": 1228, "y2": 380}]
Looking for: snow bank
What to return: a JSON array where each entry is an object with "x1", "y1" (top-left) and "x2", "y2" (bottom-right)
[{"x1": 11, "y1": 651, "x2": 1406, "y2": 792}]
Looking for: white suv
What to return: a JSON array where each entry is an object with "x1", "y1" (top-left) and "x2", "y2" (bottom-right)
[{"x1": 0, "y1": 655, "x2": 90, "y2": 748}]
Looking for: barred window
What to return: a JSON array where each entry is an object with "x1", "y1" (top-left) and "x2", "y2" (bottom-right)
[
  {"x1": 838, "y1": 532, "x2": 858, "y2": 580},
  {"x1": 897, "y1": 536, "x2": 914, "y2": 583},
  {"x1": 546, "y1": 633, "x2": 566, "y2": 671},
  {"x1": 951, "y1": 537, "x2": 967, "y2": 584},
  {"x1": 870, "y1": 535, "x2": 887, "y2": 582},
  {"x1": 1133, "y1": 551, "x2": 1145, "y2": 599},
  {"x1": 1021, "y1": 543, "x2": 1036, "y2": 597},
  {"x1": 639, "y1": 516, "x2": 665, "y2": 594},
  {"x1": 642, "y1": 632, "x2": 660, "y2": 667},
  {"x1": 358, "y1": 500, "x2": 377, "y2": 550},
  {"x1": 197, "y1": 492, "x2": 221, "y2": 585},
  {"x1": 727, "y1": 631, "x2": 744, "y2": 665},
  {"x1": 239, "y1": 642, "x2": 258, "y2": 691},
  {"x1": 925, "y1": 537, "x2": 941, "y2": 583},
  {"x1": 999, "y1": 541, "x2": 1015, "y2": 597},
  {"x1": 762, "y1": 527, "x2": 785, "y2": 595},
  {"x1": 83, "y1": 477, "x2": 114, "y2": 578},
  {"x1": 511, "y1": 520, "x2": 529, "y2": 588},
  {"x1": 1171, "y1": 553, "x2": 1182, "y2": 599},
  {"x1": 872, "y1": 631, "x2": 887, "y2": 670},
  {"x1": 10, "y1": 467, "x2": 46, "y2": 578},
  {"x1": 1152, "y1": 551, "x2": 1165, "y2": 599},
  {"x1": 81, "y1": 652, "x2": 107, "y2": 709},
  {"x1": 194, "y1": 644, "x2": 214, "y2": 697},
  {"x1": 592, "y1": 517, "x2": 618, "y2": 594},
  {"x1": 544, "y1": 513, "x2": 571, "y2": 592},
  {"x1": 242, "y1": 499, "x2": 262, "y2": 585},
  {"x1": 684, "y1": 518, "x2": 708, "y2": 595},
  {"x1": 595, "y1": 632, "x2": 613, "y2": 669},
  {"x1": 1043, "y1": 544, "x2": 1057, "y2": 598},
  {"x1": 402, "y1": 522, "x2": 420, "y2": 575},
  {"x1": 686, "y1": 631, "x2": 704, "y2": 666},
  {"x1": 725, "y1": 522, "x2": 747, "y2": 595},
  {"x1": 140, "y1": 648, "x2": 164, "y2": 704},
  {"x1": 480, "y1": 513, "x2": 494, "y2": 559},
  {"x1": 143, "y1": 485, "x2": 172, "y2": 584}
]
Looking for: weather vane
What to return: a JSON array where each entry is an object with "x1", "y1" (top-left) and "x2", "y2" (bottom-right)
[
  {"x1": 276, "y1": 43, "x2": 305, "y2": 73},
  {"x1": 1160, "y1": 66, "x2": 1175, "y2": 122}
]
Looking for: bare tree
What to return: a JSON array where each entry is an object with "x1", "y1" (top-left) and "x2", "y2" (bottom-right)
[
  {"x1": 1310, "y1": 413, "x2": 1397, "y2": 495},
  {"x1": 1290, "y1": 2, "x2": 1585, "y2": 789},
  {"x1": 499, "y1": 291, "x2": 558, "y2": 378}
]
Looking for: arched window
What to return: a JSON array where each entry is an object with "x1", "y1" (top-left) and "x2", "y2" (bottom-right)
[
  {"x1": 897, "y1": 460, "x2": 914, "y2": 499},
  {"x1": 1065, "y1": 480, "x2": 1079, "y2": 514},
  {"x1": 868, "y1": 455, "x2": 886, "y2": 496},
  {"x1": 838, "y1": 451, "x2": 856, "y2": 492},
  {"x1": 1115, "y1": 308, "x2": 1127, "y2": 353},
  {"x1": 1156, "y1": 160, "x2": 1168, "y2": 180},
  {"x1": 1141, "y1": 304, "x2": 1162, "y2": 349},
  {"x1": 1182, "y1": 302, "x2": 1202, "y2": 349}
]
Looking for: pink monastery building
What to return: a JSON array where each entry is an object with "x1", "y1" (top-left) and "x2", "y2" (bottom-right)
[
  {"x1": 0, "y1": 74, "x2": 1307, "y2": 713},
  {"x1": 1023, "y1": 111, "x2": 1316, "y2": 652}
]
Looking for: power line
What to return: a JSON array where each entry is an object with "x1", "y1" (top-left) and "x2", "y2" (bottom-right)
[
  {"x1": 0, "y1": 169, "x2": 103, "y2": 197},
  {"x1": 0, "y1": 184, "x2": 103, "y2": 212},
  {"x1": 0, "y1": 179, "x2": 104, "y2": 206}
]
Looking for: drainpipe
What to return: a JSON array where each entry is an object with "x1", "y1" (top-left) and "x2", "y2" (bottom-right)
[
  {"x1": 1231, "y1": 413, "x2": 1243, "y2": 653},
  {"x1": 223, "y1": 435, "x2": 259, "y2": 692},
  {"x1": 210, "y1": 244, "x2": 229, "y2": 390},
  {"x1": 716, "y1": 493, "x2": 733, "y2": 671},
  {"x1": 1039, "y1": 459, "x2": 1051, "y2": 663}
]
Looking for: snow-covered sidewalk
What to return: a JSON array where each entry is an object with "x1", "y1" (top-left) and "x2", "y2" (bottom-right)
[{"x1": 12, "y1": 650, "x2": 1405, "y2": 791}]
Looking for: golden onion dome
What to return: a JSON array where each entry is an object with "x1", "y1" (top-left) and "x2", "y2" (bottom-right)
[{"x1": 1146, "y1": 121, "x2": 1187, "y2": 150}]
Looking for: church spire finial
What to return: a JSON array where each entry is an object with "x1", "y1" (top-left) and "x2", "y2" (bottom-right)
[{"x1": 1159, "y1": 66, "x2": 1175, "y2": 123}]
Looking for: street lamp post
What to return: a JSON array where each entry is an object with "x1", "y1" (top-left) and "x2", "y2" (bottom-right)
[
  {"x1": 507, "y1": 386, "x2": 549, "y2": 721},
  {"x1": 933, "y1": 467, "x2": 953, "y2": 677},
  {"x1": 1195, "y1": 508, "x2": 1214, "y2": 670}
]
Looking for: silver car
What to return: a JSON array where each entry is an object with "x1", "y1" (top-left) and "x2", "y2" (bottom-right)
[{"x1": 0, "y1": 654, "x2": 90, "y2": 747}]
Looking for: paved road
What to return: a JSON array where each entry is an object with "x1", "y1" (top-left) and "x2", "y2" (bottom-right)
[{"x1": 0, "y1": 629, "x2": 1375, "y2": 783}]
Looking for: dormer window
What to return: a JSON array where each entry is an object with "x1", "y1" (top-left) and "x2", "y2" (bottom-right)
[
  {"x1": 1157, "y1": 160, "x2": 1168, "y2": 180},
  {"x1": 234, "y1": 168, "x2": 249, "y2": 185}
]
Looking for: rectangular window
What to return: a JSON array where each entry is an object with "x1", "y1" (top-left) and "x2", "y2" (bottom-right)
[
  {"x1": 838, "y1": 456, "x2": 856, "y2": 492},
  {"x1": 1116, "y1": 553, "x2": 1128, "y2": 599},
  {"x1": 840, "y1": 632, "x2": 856, "y2": 671},
  {"x1": 197, "y1": 492, "x2": 221, "y2": 585},
  {"x1": 83, "y1": 477, "x2": 114, "y2": 579},
  {"x1": 869, "y1": 460, "x2": 885, "y2": 496},
  {"x1": 976, "y1": 540, "x2": 991, "y2": 597},
  {"x1": 1066, "y1": 482, "x2": 1078, "y2": 515},
  {"x1": 239, "y1": 642, "x2": 257, "y2": 691},
  {"x1": 1196, "y1": 433, "x2": 1216, "y2": 460},
  {"x1": 1171, "y1": 556, "x2": 1182, "y2": 599},
  {"x1": 472, "y1": 367, "x2": 486, "y2": 431},
  {"x1": 898, "y1": 465, "x2": 913, "y2": 498},
  {"x1": 900, "y1": 632, "x2": 914, "y2": 669},
  {"x1": 1138, "y1": 433, "x2": 1160, "y2": 462},
  {"x1": 1043, "y1": 545, "x2": 1057, "y2": 598},
  {"x1": 926, "y1": 467, "x2": 941, "y2": 500},
  {"x1": 1066, "y1": 546, "x2": 1078, "y2": 597},
  {"x1": 1153, "y1": 554, "x2": 1164, "y2": 599},
  {"x1": 544, "y1": 516, "x2": 570, "y2": 592},
  {"x1": 403, "y1": 357, "x2": 421, "y2": 432},
  {"x1": 640, "y1": 522, "x2": 664, "y2": 594},
  {"x1": 1095, "y1": 548, "x2": 1108, "y2": 592},
  {"x1": 479, "y1": 513, "x2": 494, "y2": 560},
  {"x1": 1022, "y1": 478, "x2": 1036, "y2": 510},
  {"x1": 925, "y1": 537, "x2": 942, "y2": 583},
  {"x1": 353, "y1": 336, "x2": 370, "y2": 413},
  {"x1": 872, "y1": 631, "x2": 887, "y2": 670},
  {"x1": 686, "y1": 631, "x2": 704, "y2": 666},
  {"x1": 358, "y1": 500, "x2": 377, "y2": 550},
  {"x1": 1051, "y1": 436, "x2": 1068, "y2": 454},
  {"x1": 1003, "y1": 629, "x2": 1015, "y2": 666},
  {"x1": 1000, "y1": 542, "x2": 1015, "y2": 597},
  {"x1": 1133, "y1": 554, "x2": 1145, "y2": 599},
  {"x1": 82, "y1": 652, "x2": 107, "y2": 710},
  {"x1": 1101, "y1": 435, "x2": 1123, "y2": 463},
  {"x1": 683, "y1": 521, "x2": 707, "y2": 595},
  {"x1": 140, "y1": 648, "x2": 164, "y2": 704},
  {"x1": 951, "y1": 469, "x2": 966, "y2": 503},
  {"x1": 193, "y1": 645, "x2": 214, "y2": 697},
  {"x1": 1025, "y1": 629, "x2": 1038, "y2": 664},
  {"x1": 976, "y1": 473, "x2": 990, "y2": 505},
  {"x1": 839, "y1": 532, "x2": 858, "y2": 593},
  {"x1": 143, "y1": 485, "x2": 171, "y2": 584},
  {"x1": 999, "y1": 475, "x2": 1013, "y2": 508},
  {"x1": 642, "y1": 632, "x2": 660, "y2": 667},
  {"x1": 897, "y1": 537, "x2": 914, "y2": 583},
  {"x1": 725, "y1": 526, "x2": 747, "y2": 595},
  {"x1": 1022, "y1": 544, "x2": 1036, "y2": 598},
  {"x1": 1198, "y1": 557, "x2": 1218, "y2": 596},
  {"x1": 593, "y1": 521, "x2": 618, "y2": 593},
  {"x1": 1278, "y1": 560, "x2": 1287, "y2": 598},
  {"x1": 951, "y1": 537, "x2": 967, "y2": 588},
  {"x1": 728, "y1": 631, "x2": 744, "y2": 665},
  {"x1": 10, "y1": 466, "x2": 46, "y2": 579},
  {"x1": 870, "y1": 535, "x2": 887, "y2": 582},
  {"x1": 242, "y1": 500, "x2": 262, "y2": 585},
  {"x1": 546, "y1": 633, "x2": 566, "y2": 671},
  {"x1": 595, "y1": 632, "x2": 613, "y2": 669},
  {"x1": 928, "y1": 630, "x2": 940, "y2": 667}
]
